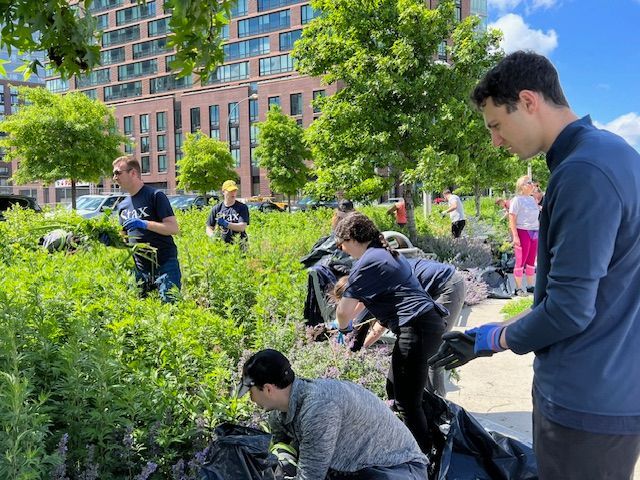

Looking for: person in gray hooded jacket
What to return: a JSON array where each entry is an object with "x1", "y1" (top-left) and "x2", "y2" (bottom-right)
[{"x1": 237, "y1": 349, "x2": 429, "y2": 480}]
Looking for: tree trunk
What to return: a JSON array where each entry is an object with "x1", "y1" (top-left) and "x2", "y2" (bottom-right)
[
  {"x1": 71, "y1": 179, "x2": 77, "y2": 210},
  {"x1": 403, "y1": 184, "x2": 418, "y2": 244},
  {"x1": 474, "y1": 183, "x2": 481, "y2": 218},
  {"x1": 287, "y1": 194, "x2": 292, "y2": 213}
]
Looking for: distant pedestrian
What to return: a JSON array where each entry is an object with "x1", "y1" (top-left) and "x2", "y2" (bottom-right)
[
  {"x1": 509, "y1": 175, "x2": 539, "y2": 295},
  {"x1": 386, "y1": 197, "x2": 407, "y2": 228},
  {"x1": 114, "y1": 156, "x2": 181, "y2": 303},
  {"x1": 206, "y1": 180, "x2": 249, "y2": 248},
  {"x1": 441, "y1": 189, "x2": 466, "y2": 238}
]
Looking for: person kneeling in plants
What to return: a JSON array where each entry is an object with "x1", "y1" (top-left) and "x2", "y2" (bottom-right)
[{"x1": 237, "y1": 349, "x2": 429, "y2": 480}]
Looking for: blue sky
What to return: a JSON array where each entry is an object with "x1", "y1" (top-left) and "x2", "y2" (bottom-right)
[{"x1": 487, "y1": 0, "x2": 640, "y2": 149}]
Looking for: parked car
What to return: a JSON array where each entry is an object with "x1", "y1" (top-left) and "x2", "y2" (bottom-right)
[
  {"x1": 0, "y1": 194, "x2": 42, "y2": 220},
  {"x1": 245, "y1": 198, "x2": 286, "y2": 213},
  {"x1": 290, "y1": 196, "x2": 339, "y2": 212},
  {"x1": 73, "y1": 194, "x2": 128, "y2": 219},
  {"x1": 167, "y1": 194, "x2": 214, "y2": 211}
]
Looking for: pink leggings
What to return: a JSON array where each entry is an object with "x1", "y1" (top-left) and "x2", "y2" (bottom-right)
[{"x1": 514, "y1": 229, "x2": 538, "y2": 278}]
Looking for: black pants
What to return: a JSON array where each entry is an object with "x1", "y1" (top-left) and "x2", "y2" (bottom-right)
[
  {"x1": 326, "y1": 461, "x2": 428, "y2": 479},
  {"x1": 533, "y1": 400, "x2": 640, "y2": 479},
  {"x1": 451, "y1": 220, "x2": 466, "y2": 238},
  {"x1": 388, "y1": 310, "x2": 445, "y2": 453}
]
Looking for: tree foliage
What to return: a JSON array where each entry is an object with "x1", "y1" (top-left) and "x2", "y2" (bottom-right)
[
  {"x1": 0, "y1": 0, "x2": 233, "y2": 80},
  {"x1": 176, "y1": 131, "x2": 238, "y2": 194},
  {"x1": 254, "y1": 105, "x2": 310, "y2": 207},
  {"x1": 0, "y1": 87, "x2": 126, "y2": 208},
  {"x1": 294, "y1": 0, "x2": 503, "y2": 239}
]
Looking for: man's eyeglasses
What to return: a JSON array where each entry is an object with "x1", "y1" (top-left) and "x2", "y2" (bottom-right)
[
  {"x1": 113, "y1": 168, "x2": 132, "y2": 177},
  {"x1": 336, "y1": 237, "x2": 349, "y2": 249}
]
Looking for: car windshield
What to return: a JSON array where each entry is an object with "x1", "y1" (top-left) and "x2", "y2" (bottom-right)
[
  {"x1": 76, "y1": 196, "x2": 107, "y2": 210},
  {"x1": 169, "y1": 196, "x2": 195, "y2": 208}
]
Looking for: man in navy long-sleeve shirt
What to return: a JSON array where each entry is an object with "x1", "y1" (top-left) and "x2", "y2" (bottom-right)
[{"x1": 437, "y1": 51, "x2": 640, "y2": 478}]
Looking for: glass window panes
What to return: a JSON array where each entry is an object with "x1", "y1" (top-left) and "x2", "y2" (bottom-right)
[
  {"x1": 206, "y1": 62, "x2": 250, "y2": 84},
  {"x1": 175, "y1": 132, "x2": 183, "y2": 149},
  {"x1": 116, "y1": 1, "x2": 156, "y2": 25},
  {"x1": 76, "y1": 68, "x2": 111, "y2": 88},
  {"x1": 141, "y1": 137, "x2": 150, "y2": 153},
  {"x1": 238, "y1": 10, "x2": 290, "y2": 38},
  {"x1": 268, "y1": 96, "x2": 280, "y2": 108},
  {"x1": 279, "y1": 29, "x2": 302, "y2": 51},
  {"x1": 190, "y1": 107, "x2": 201, "y2": 133},
  {"x1": 165, "y1": 54, "x2": 176, "y2": 72},
  {"x1": 148, "y1": 17, "x2": 170, "y2": 37},
  {"x1": 123, "y1": 116, "x2": 133, "y2": 135},
  {"x1": 96, "y1": 14, "x2": 109, "y2": 30},
  {"x1": 102, "y1": 25, "x2": 140, "y2": 47},
  {"x1": 158, "y1": 154, "x2": 167, "y2": 172},
  {"x1": 156, "y1": 112, "x2": 167, "y2": 131},
  {"x1": 140, "y1": 114, "x2": 149, "y2": 133},
  {"x1": 259, "y1": 53, "x2": 293, "y2": 76},
  {"x1": 141, "y1": 155, "x2": 150, "y2": 173},
  {"x1": 249, "y1": 98, "x2": 258, "y2": 122},
  {"x1": 231, "y1": 0, "x2": 248, "y2": 16},
  {"x1": 104, "y1": 81, "x2": 142, "y2": 101},
  {"x1": 231, "y1": 149, "x2": 240, "y2": 168},
  {"x1": 228, "y1": 102, "x2": 239, "y2": 124},
  {"x1": 257, "y1": 0, "x2": 305, "y2": 11},
  {"x1": 88, "y1": 0, "x2": 123, "y2": 13},
  {"x1": 210, "y1": 129, "x2": 220, "y2": 140},
  {"x1": 157, "y1": 134, "x2": 166, "y2": 151},
  {"x1": 81, "y1": 89, "x2": 97, "y2": 99},
  {"x1": 301, "y1": 4, "x2": 321, "y2": 24},
  {"x1": 209, "y1": 105, "x2": 220, "y2": 128},
  {"x1": 250, "y1": 124, "x2": 259, "y2": 145},
  {"x1": 290, "y1": 93, "x2": 302, "y2": 116},
  {"x1": 229, "y1": 126, "x2": 240, "y2": 147},
  {"x1": 149, "y1": 74, "x2": 193, "y2": 94},
  {"x1": 132, "y1": 37, "x2": 170, "y2": 59},
  {"x1": 174, "y1": 109, "x2": 182, "y2": 130},
  {"x1": 118, "y1": 59, "x2": 157, "y2": 81},
  {"x1": 438, "y1": 41, "x2": 447, "y2": 60},
  {"x1": 224, "y1": 37, "x2": 270, "y2": 61},
  {"x1": 312, "y1": 89, "x2": 325, "y2": 113},
  {"x1": 101, "y1": 47, "x2": 125, "y2": 65},
  {"x1": 46, "y1": 78, "x2": 68, "y2": 93}
]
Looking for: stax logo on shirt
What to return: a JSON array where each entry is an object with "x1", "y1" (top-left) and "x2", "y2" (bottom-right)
[
  {"x1": 120, "y1": 207, "x2": 150, "y2": 221},
  {"x1": 217, "y1": 211, "x2": 243, "y2": 233}
]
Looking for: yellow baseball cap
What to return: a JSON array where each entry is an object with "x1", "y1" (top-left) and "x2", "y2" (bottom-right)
[{"x1": 222, "y1": 180, "x2": 238, "y2": 192}]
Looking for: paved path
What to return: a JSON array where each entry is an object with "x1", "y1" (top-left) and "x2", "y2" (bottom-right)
[{"x1": 447, "y1": 298, "x2": 640, "y2": 476}]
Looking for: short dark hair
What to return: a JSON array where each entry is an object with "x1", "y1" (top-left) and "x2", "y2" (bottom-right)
[
  {"x1": 238, "y1": 349, "x2": 295, "y2": 396},
  {"x1": 471, "y1": 50, "x2": 569, "y2": 112}
]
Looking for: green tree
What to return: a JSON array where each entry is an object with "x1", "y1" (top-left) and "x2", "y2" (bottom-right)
[
  {"x1": 0, "y1": 0, "x2": 233, "y2": 79},
  {"x1": 0, "y1": 87, "x2": 126, "y2": 209},
  {"x1": 254, "y1": 105, "x2": 310, "y2": 210},
  {"x1": 294, "y1": 0, "x2": 502, "y2": 240},
  {"x1": 176, "y1": 131, "x2": 238, "y2": 195}
]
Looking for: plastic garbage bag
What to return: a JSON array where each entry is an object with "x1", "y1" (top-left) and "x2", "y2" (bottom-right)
[
  {"x1": 200, "y1": 423, "x2": 279, "y2": 480},
  {"x1": 423, "y1": 390, "x2": 538, "y2": 480}
]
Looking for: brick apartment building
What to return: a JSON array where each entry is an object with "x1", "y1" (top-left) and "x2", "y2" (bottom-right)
[{"x1": 17, "y1": 0, "x2": 485, "y2": 204}]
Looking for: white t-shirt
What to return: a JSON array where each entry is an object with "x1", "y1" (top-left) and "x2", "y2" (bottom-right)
[
  {"x1": 509, "y1": 195, "x2": 540, "y2": 230},
  {"x1": 447, "y1": 194, "x2": 465, "y2": 222}
]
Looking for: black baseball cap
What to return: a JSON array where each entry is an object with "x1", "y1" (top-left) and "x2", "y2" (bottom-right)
[
  {"x1": 337, "y1": 199, "x2": 354, "y2": 213},
  {"x1": 236, "y1": 349, "x2": 295, "y2": 397}
]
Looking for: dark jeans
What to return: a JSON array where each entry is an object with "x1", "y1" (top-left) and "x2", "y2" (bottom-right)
[
  {"x1": 388, "y1": 310, "x2": 445, "y2": 453},
  {"x1": 135, "y1": 257, "x2": 182, "y2": 303},
  {"x1": 326, "y1": 461, "x2": 428, "y2": 479},
  {"x1": 451, "y1": 220, "x2": 466, "y2": 238},
  {"x1": 533, "y1": 400, "x2": 640, "y2": 479}
]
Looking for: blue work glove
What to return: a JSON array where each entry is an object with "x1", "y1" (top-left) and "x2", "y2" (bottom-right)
[
  {"x1": 122, "y1": 218, "x2": 148, "y2": 231},
  {"x1": 329, "y1": 319, "x2": 353, "y2": 333},
  {"x1": 465, "y1": 322, "x2": 507, "y2": 355},
  {"x1": 216, "y1": 217, "x2": 230, "y2": 228}
]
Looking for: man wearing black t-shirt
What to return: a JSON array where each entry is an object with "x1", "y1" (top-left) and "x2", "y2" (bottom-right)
[
  {"x1": 113, "y1": 156, "x2": 181, "y2": 303},
  {"x1": 206, "y1": 179, "x2": 249, "y2": 248}
]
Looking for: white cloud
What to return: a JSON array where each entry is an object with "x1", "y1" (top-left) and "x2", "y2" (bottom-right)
[
  {"x1": 530, "y1": 0, "x2": 558, "y2": 10},
  {"x1": 489, "y1": 14, "x2": 558, "y2": 56},
  {"x1": 488, "y1": 0, "x2": 523, "y2": 12},
  {"x1": 594, "y1": 113, "x2": 640, "y2": 148}
]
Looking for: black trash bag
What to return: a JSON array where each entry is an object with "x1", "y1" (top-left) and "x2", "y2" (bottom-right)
[
  {"x1": 423, "y1": 390, "x2": 538, "y2": 480},
  {"x1": 477, "y1": 267, "x2": 512, "y2": 299},
  {"x1": 200, "y1": 423, "x2": 279, "y2": 480}
]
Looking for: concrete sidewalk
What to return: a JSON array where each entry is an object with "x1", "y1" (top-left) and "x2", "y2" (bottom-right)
[{"x1": 447, "y1": 298, "x2": 640, "y2": 476}]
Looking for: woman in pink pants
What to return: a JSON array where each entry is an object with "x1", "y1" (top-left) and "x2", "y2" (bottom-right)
[{"x1": 509, "y1": 175, "x2": 540, "y2": 295}]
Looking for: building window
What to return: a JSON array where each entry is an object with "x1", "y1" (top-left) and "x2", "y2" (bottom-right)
[
  {"x1": 206, "y1": 62, "x2": 250, "y2": 84},
  {"x1": 140, "y1": 114, "x2": 149, "y2": 133},
  {"x1": 102, "y1": 25, "x2": 140, "y2": 47},
  {"x1": 250, "y1": 124, "x2": 259, "y2": 145},
  {"x1": 257, "y1": 0, "x2": 305, "y2": 11},
  {"x1": 455, "y1": 0, "x2": 462, "y2": 22},
  {"x1": 249, "y1": 98, "x2": 259, "y2": 122},
  {"x1": 237, "y1": 10, "x2": 290, "y2": 38},
  {"x1": 116, "y1": 1, "x2": 156, "y2": 26},
  {"x1": 301, "y1": 4, "x2": 321, "y2": 24},
  {"x1": 123, "y1": 116, "x2": 133, "y2": 135},
  {"x1": 46, "y1": 78, "x2": 69, "y2": 93},
  {"x1": 141, "y1": 155, "x2": 150, "y2": 173},
  {"x1": 231, "y1": 0, "x2": 248, "y2": 16},
  {"x1": 268, "y1": 96, "x2": 280, "y2": 109},
  {"x1": 88, "y1": 0, "x2": 124, "y2": 13},
  {"x1": 221, "y1": 24, "x2": 229, "y2": 40},
  {"x1": 124, "y1": 142, "x2": 134, "y2": 154},
  {"x1": 103, "y1": 81, "x2": 142, "y2": 101},
  {"x1": 209, "y1": 105, "x2": 220, "y2": 129},
  {"x1": 140, "y1": 136, "x2": 150, "y2": 153},
  {"x1": 165, "y1": 54, "x2": 175, "y2": 72},
  {"x1": 174, "y1": 109, "x2": 182, "y2": 130},
  {"x1": 228, "y1": 102, "x2": 239, "y2": 124},
  {"x1": 96, "y1": 14, "x2": 109, "y2": 30},
  {"x1": 157, "y1": 134, "x2": 166, "y2": 151},
  {"x1": 259, "y1": 53, "x2": 294, "y2": 76},
  {"x1": 190, "y1": 107, "x2": 201, "y2": 133},
  {"x1": 438, "y1": 41, "x2": 447, "y2": 60},
  {"x1": 223, "y1": 37, "x2": 270, "y2": 61},
  {"x1": 81, "y1": 89, "x2": 97, "y2": 99},
  {"x1": 149, "y1": 74, "x2": 193, "y2": 94},
  {"x1": 175, "y1": 132, "x2": 183, "y2": 151},
  {"x1": 118, "y1": 59, "x2": 157, "y2": 81},
  {"x1": 312, "y1": 89, "x2": 325, "y2": 113},
  {"x1": 279, "y1": 29, "x2": 302, "y2": 51},
  {"x1": 101, "y1": 47, "x2": 125, "y2": 65},
  {"x1": 211, "y1": 129, "x2": 220, "y2": 140},
  {"x1": 231, "y1": 148, "x2": 240, "y2": 168},
  {"x1": 148, "y1": 17, "x2": 170, "y2": 37},
  {"x1": 290, "y1": 93, "x2": 302, "y2": 116},
  {"x1": 132, "y1": 37, "x2": 170, "y2": 59},
  {"x1": 229, "y1": 126, "x2": 240, "y2": 147},
  {"x1": 76, "y1": 68, "x2": 111, "y2": 88},
  {"x1": 158, "y1": 154, "x2": 167, "y2": 172},
  {"x1": 156, "y1": 111, "x2": 167, "y2": 131}
]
